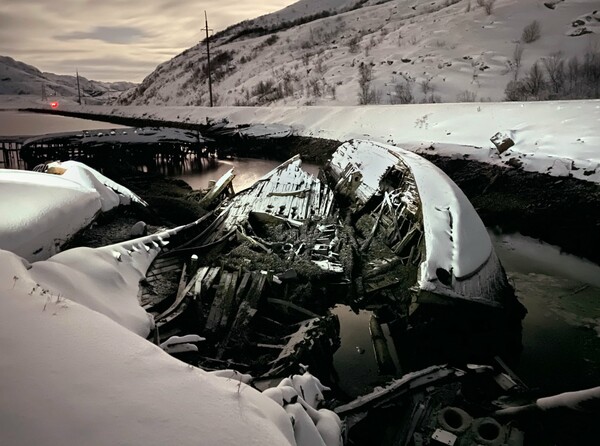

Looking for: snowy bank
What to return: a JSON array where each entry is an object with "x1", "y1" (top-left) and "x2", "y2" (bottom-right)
[
  {"x1": 0, "y1": 248, "x2": 295, "y2": 446},
  {"x1": 48, "y1": 100, "x2": 600, "y2": 184},
  {"x1": 0, "y1": 162, "x2": 144, "y2": 261}
]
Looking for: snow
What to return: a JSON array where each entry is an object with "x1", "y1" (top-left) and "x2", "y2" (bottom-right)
[
  {"x1": 60, "y1": 99, "x2": 600, "y2": 184},
  {"x1": 115, "y1": 0, "x2": 599, "y2": 108},
  {"x1": 0, "y1": 248, "x2": 296, "y2": 446},
  {"x1": 1, "y1": 244, "x2": 154, "y2": 336},
  {"x1": 0, "y1": 169, "x2": 101, "y2": 261},
  {"x1": 24, "y1": 126, "x2": 203, "y2": 146},
  {"x1": 0, "y1": 55, "x2": 135, "y2": 104},
  {"x1": 536, "y1": 386, "x2": 600, "y2": 412},
  {"x1": 48, "y1": 160, "x2": 145, "y2": 209},
  {"x1": 0, "y1": 163, "x2": 145, "y2": 261},
  {"x1": 265, "y1": 375, "x2": 343, "y2": 446}
]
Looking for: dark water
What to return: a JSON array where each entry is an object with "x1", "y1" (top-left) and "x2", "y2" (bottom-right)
[
  {"x1": 4, "y1": 112, "x2": 598, "y2": 397},
  {"x1": 0, "y1": 111, "x2": 125, "y2": 136},
  {"x1": 490, "y1": 231, "x2": 600, "y2": 393}
]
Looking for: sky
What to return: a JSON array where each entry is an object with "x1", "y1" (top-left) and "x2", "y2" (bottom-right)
[{"x1": 0, "y1": 0, "x2": 295, "y2": 83}]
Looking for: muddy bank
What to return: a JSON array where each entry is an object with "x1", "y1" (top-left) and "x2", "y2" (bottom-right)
[
  {"x1": 215, "y1": 135, "x2": 340, "y2": 165},
  {"x1": 422, "y1": 155, "x2": 600, "y2": 265}
]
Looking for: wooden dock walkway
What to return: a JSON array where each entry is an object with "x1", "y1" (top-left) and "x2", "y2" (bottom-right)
[
  {"x1": 0, "y1": 136, "x2": 28, "y2": 169},
  {"x1": 0, "y1": 127, "x2": 214, "y2": 171}
]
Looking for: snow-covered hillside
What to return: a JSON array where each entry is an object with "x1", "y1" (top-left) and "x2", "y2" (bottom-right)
[
  {"x1": 118, "y1": 0, "x2": 600, "y2": 106},
  {"x1": 0, "y1": 55, "x2": 136, "y2": 103}
]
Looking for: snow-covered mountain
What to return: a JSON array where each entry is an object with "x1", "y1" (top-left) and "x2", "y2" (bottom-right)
[
  {"x1": 0, "y1": 56, "x2": 136, "y2": 103},
  {"x1": 117, "y1": 0, "x2": 600, "y2": 107}
]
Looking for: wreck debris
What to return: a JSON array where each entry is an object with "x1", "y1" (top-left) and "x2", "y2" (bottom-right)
[
  {"x1": 205, "y1": 155, "x2": 335, "y2": 238},
  {"x1": 266, "y1": 315, "x2": 340, "y2": 377},
  {"x1": 490, "y1": 131, "x2": 515, "y2": 154},
  {"x1": 198, "y1": 168, "x2": 235, "y2": 208},
  {"x1": 369, "y1": 315, "x2": 396, "y2": 376},
  {"x1": 335, "y1": 363, "x2": 529, "y2": 445},
  {"x1": 112, "y1": 138, "x2": 528, "y2": 446}
]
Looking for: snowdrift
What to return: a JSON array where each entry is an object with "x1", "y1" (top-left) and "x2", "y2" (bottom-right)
[
  {"x1": 0, "y1": 161, "x2": 144, "y2": 261},
  {"x1": 0, "y1": 249, "x2": 295, "y2": 446}
]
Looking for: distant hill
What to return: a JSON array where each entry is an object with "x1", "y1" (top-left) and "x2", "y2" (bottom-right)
[
  {"x1": 0, "y1": 56, "x2": 136, "y2": 103},
  {"x1": 116, "y1": 0, "x2": 600, "y2": 106}
]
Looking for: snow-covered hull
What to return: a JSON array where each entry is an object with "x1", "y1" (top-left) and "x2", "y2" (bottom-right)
[
  {"x1": 325, "y1": 139, "x2": 512, "y2": 308},
  {"x1": 0, "y1": 162, "x2": 145, "y2": 261}
]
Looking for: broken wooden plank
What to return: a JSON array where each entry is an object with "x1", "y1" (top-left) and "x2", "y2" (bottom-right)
[
  {"x1": 155, "y1": 265, "x2": 207, "y2": 323},
  {"x1": 266, "y1": 315, "x2": 340, "y2": 377},
  {"x1": 267, "y1": 298, "x2": 320, "y2": 319},
  {"x1": 146, "y1": 263, "x2": 182, "y2": 278},
  {"x1": 199, "y1": 168, "x2": 235, "y2": 207},
  {"x1": 175, "y1": 263, "x2": 188, "y2": 303},
  {"x1": 205, "y1": 271, "x2": 239, "y2": 333},
  {"x1": 227, "y1": 272, "x2": 268, "y2": 336},
  {"x1": 202, "y1": 267, "x2": 221, "y2": 292}
]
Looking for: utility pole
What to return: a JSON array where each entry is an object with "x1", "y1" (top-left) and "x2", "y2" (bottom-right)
[
  {"x1": 76, "y1": 68, "x2": 82, "y2": 105},
  {"x1": 41, "y1": 83, "x2": 47, "y2": 102},
  {"x1": 202, "y1": 11, "x2": 214, "y2": 107}
]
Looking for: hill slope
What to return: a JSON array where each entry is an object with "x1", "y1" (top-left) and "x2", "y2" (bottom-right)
[
  {"x1": 0, "y1": 56, "x2": 136, "y2": 103},
  {"x1": 117, "y1": 0, "x2": 600, "y2": 106}
]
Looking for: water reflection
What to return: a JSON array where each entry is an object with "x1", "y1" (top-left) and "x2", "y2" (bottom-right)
[
  {"x1": 331, "y1": 305, "x2": 380, "y2": 397},
  {"x1": 490, "y1": 230, "x2": 600, "y2": 393},
  {"x1": 489, "y1": 229, "x2": 600, "y2": 287},
  {"x1": 332, "y1": 230, "x2": 600, "y2": 399},
  {"x1": 170, "y1": 156, "x2": 320, "y2": 192}
]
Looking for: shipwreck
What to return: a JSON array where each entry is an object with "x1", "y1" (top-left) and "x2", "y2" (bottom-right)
[
  {"x1": 1, "y1": 132, "x2": 532, "y2": 445},
  {"x1": 124, "y1": 139, "x2": 524, "y2": 382}
]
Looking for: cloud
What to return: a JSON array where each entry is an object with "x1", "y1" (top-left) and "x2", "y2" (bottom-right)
[
  {"x1": 0, "y1": 0, "x2": 296, "y2": 82},
  {"x1": 56, "y1": 26, "x2": 151, "y2": 45}
]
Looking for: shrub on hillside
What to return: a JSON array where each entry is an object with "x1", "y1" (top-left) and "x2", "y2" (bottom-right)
[
  {"x1": 358, "y1": 63, "x2": 378, "y2": 104},
  {"x1": 264, "y1": 34, "x2": 279, "y2": 46},
  {"x1": 348, "y1": 35, "x2": 360, "y2": 54},
  {"x1": 390, "y1": 77, "x2": 414, "y2": 104},
  {"x1": 521, "y1": 20, "x2": 541, "y2": 43},
  {"x1": 456, "y1": 90, "x2": 478, "y2": 102},
  {"x1": 476, "y1": 0, "x2": 495, "y2": 15},
  {"x1": 505, "y1": 49, "x2": 600, "y2": 101}
]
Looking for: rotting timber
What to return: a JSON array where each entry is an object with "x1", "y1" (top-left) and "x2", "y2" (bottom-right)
[
  {"x1": 18, "y1": 127, "x2": 213, "y2": 172},
  {"x1": 139, "y1": 138, "x2": 524, "y2": 391}
]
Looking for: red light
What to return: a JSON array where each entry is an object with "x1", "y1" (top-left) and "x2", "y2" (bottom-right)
[{"x1": 50, "y1": 101, "x2": 59, "y2": 109}]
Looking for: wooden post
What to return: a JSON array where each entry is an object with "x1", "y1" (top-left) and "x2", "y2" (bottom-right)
[
  {"x1": 76, "y1": 68, "x2": 82, "y2": 105},
  {"x1": 203, "y1": 11, "x2": 213, "y2": 107}
]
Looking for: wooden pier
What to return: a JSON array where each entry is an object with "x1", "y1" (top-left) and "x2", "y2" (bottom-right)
[
  {"x1": 1, "y1": 127, "x2": 215, "y2": 171},
  {"x1": 0, "y1": 137, "x2": 27, "y2": 169}
]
